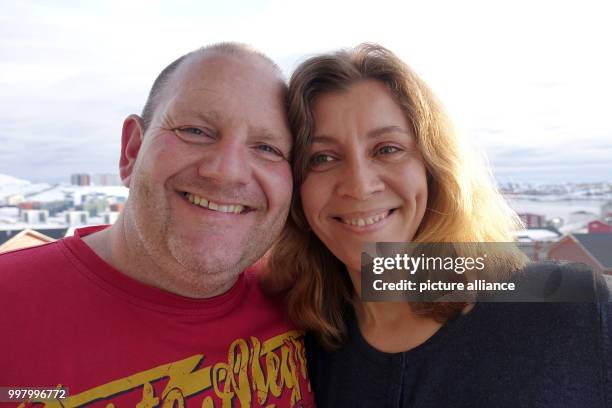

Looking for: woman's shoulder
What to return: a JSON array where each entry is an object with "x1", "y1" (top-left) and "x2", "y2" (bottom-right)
[
  {"x1": 480, "y1": 261, "x2": 611, "y2": 302},
  {"x1": 464, "y1": 262, "x2": 611, "y2": 344},
  {"x1": 530, "y1": 261, "x2": 610, "y2": 300}
]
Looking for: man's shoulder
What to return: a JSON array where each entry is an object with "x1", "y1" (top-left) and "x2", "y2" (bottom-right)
[
  {"x1": 0, "y1": 240, "x2": 65, "y2": 270},
  {"x1": 0, "y1": 239, "x2": 73, "y2": 294}
]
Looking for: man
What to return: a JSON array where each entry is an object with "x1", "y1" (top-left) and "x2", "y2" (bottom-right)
[{"x1": 0, "y1": 43, "x2": 313, "y2": 407}]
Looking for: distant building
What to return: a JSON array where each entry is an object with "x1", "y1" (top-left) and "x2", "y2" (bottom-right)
[
  {"x1": 39, "y1": 200, "x2": 72, "y2": 216},
  {"x1": 568, "y1": 210, "x2": 599, "y2": 225},
  {"x1": 5, "y1": 194, "x2": 24, "y2": 206},
  {"x1": 0, "y1": 227, "x2": 68, "y2": 254},
  {"x1": 102, "y1": 211, "x2": 120, "y2": 224},
  {"x1": 92, "y1": 173, "x2": 122, "y2": 186},
  {"x1": 515, "y1": 227, "x2": 561, "y2": 261},
  {"x1": 81, "y1": 194, "x2": 109, "y2": 216},
  {"x1": 71, "y1": 173, "x2": 91, "y2": 186},
  {"x1": 18, "y1": 202, "x2": 41, "y2": 210},
  {"x1": 518, "y1": 213, "x2": 546, "y2": 228},
  {"x1": 602, "y1": 201, "x2": 612, "y2": 218},
  {"x1": 546, "y1": 216, "x2": 564, "y2": 229},
  {"x1": 21, "y1": 209, "x2": 49, "y2": 224},
  {"x1": 110, "y1": 203, "x2": 124, "y2": 212},
  {"x1": 65, "y1": 211, "x2": 89, "y2": 226},
  {"x1": 588, "y1": 220, "x2": 612, "y2": 234},
  {"x1": 548, "y1": 233, "x2": 612, "y2": 275}
]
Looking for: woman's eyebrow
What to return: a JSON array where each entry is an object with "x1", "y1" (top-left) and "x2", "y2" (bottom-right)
[
  {"x1": 367, "y1": 125, "x2": 412, "y2": 138},
  {"x1": 312, "y1": 126, "x2": 412, "y2": 144},
  {"x1": 311, "y1": 135, "x2": 338, "y2": 145}
]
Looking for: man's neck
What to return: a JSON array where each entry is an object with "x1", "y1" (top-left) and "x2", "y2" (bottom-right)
[{"x1": 81, "y1": 215, "x2": 238, "y2": 299}]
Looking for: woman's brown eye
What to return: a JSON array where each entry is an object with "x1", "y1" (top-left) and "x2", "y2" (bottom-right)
[
  {"x1": 310, "y1": 154, "x2": 335, "y2": 167},
  {"x1": 378, "y1": 145, "x2": 400, "y2": 155},
  {"x1": 314, "y1": 154, "x2": 333, "y2": 163}
]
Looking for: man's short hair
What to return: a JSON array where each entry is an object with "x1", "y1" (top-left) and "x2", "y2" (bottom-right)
[{"x1": 140, "y1": 42, "x2": 284, "y2": 134}]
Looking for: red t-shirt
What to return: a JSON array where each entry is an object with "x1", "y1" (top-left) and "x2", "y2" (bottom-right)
[{"x1": 0, "y1": 226, "x2": 314, "y2": 407}]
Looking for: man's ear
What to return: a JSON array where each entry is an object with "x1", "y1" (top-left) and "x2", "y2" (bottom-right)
[{"x1": 119, "y1": 114, "x2": 145, "y2": 188}]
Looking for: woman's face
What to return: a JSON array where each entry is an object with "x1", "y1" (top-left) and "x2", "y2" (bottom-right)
[{"x1": 300, "y1": 79, "x2": 428, "y2": 273}]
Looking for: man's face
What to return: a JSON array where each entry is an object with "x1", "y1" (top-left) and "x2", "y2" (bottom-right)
[{"x1": 123, "y1": 53, "x2": 292, "y2": 283}]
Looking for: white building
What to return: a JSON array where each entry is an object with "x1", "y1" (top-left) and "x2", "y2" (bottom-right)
[
  {"x1": 602, "y1": 201, "x2": 612, "y2": 218},
  {"x1": 65, "y1": 211, "x2": 89, "y2": 227},
  {"x1": 21, "y1": 209, "x2": 49, "y2": 224},
  {"x1": 102, "y1": 211, "x2": 120, "y2": 225},
  {"x1": 92, "y1": 173, "x2": 122, "y2": 186}
]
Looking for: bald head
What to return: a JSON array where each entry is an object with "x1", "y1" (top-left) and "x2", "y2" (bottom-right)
[{"x1": 141, "y1": 42, "x2": 285, "y2": 134}]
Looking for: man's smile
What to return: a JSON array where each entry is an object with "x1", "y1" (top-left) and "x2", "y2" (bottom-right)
[{"x1": 183, "y1": 192, "x2": 251, "y2": 214}]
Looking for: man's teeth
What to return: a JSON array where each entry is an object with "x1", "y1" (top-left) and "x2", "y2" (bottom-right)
[
  {"x1": 186, "y1": 193, "x2": 244, "y2": 214},
  {"x1": 341, "y1": 211, "x2": 389, "y2": 227}
]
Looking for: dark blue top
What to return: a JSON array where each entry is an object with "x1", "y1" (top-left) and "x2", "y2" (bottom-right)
[{"x1": 306, "y1": 264, "x2": 612, "y2": 407}]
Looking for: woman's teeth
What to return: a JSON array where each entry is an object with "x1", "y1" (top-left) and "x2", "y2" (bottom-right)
[
  {"x1": 185, "y1": 193, "x2": 244, "y2": 214},
  {"x1": 340, "y1": 211, "x2": 390, "y2": 227}
]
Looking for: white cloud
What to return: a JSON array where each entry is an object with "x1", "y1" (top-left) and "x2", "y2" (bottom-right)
[{"x1": 1, "y1": 0, "x2": 611, "y2": 182}]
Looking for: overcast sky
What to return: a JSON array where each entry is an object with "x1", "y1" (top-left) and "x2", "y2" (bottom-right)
[{"x1": 1, "y1": 0, "x2": 611, "y2": 184}]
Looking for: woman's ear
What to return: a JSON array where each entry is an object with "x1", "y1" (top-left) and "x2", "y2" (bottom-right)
[{"x1": 119, "y1": 114, "x2": 145, "y2": 188}]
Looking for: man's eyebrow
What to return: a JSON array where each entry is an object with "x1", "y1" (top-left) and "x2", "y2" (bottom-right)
[
  {"x1": 312, "y1": 126, "x2": 412, "y2": 145},
  {"x1": 172, "y1": 109, "x2": 222, "y2": 124},
  {"x1": 196, "y1": 110, "x2": 222, "y2": 124},
  {"x1": 251, "y1": 126, "x2": 292, "y2": 150}
]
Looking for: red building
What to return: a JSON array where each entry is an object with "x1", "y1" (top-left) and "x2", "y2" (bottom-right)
[
  {"x1": 588, "y1": 220, "x2": 612, "y2": 234},
  {"x1": 548, "y1": 233, "x2": 612, "y2": 275},
  {"x1": 518, "y1": 213, "x2": 546, "y2": 228},
  {"x1": 18, "y1": 202, "x2": 41, "y2": 210}
]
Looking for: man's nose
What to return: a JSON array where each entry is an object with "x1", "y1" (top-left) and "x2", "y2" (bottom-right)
[
  {"x1": 336, "y1": 157, "x2": 385, "y2": 200},
  {"x1": 197, "y1": 137, "x2": 251, "y2": 185}
]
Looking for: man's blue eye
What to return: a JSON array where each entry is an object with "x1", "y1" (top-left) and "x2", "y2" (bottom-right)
[
  {"x1": 259, "y1": 145, "x2": 274, "y2": 153},
  {"x1": 184, "y1": 127, "x2": 204, "y2": 135},
  {"x1": 174, "y1": 127, "x2": 214, "y2": 137},
  {"x1": 173, "y1": 126, "x2": 217, "y2": 144},
  {"x1": 257, "y1": 144, "x2": 282, "y2": 156}
]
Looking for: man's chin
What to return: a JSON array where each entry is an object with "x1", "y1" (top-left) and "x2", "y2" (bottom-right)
[{"x1": 168, "y1": 242, "x2": 249, "y2": 274}]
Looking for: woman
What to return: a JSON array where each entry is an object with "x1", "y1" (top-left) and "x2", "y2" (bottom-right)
[{"x1": 266, "y1": 44, "x2": 611, "y2": 407}]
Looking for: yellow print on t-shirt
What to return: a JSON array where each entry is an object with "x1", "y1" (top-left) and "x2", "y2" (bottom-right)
[{"x1": 19, "y1": 330, "x2": 311, "y2": 408}]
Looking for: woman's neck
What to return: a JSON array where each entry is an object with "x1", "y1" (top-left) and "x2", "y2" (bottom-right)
[
  {"x1": 354, "y1": 300, "x2": 444, "y2": 353},
  {"x1": 347, "y1": 265, "x2": 444, "y2": 353}
]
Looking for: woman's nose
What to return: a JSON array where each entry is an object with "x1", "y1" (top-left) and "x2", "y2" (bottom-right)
[{"x1": 336, "y1": 157, "x2": 385, "y2": 200}]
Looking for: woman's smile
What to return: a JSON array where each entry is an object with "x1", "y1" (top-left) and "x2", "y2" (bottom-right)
[{"x1": 333, "y1": 208, "x2": 394, "y2": 227}]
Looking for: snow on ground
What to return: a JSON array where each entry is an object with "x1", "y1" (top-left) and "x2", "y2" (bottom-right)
[{"x1": 0, "y1": 173, "x2": 51, "y2": 201}]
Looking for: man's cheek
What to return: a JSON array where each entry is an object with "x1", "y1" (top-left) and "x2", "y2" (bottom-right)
[{"x1": 263, "y1": 164, "x2": 293, "y2": 203}]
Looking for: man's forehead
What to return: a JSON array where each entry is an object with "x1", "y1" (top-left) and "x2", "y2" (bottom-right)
[
  {"x1": 152, "y1": 52, "x2": 284, "y2": 116},
  {"x1": 171, "y1": 51, "x2": 280, "y2": 91}
]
